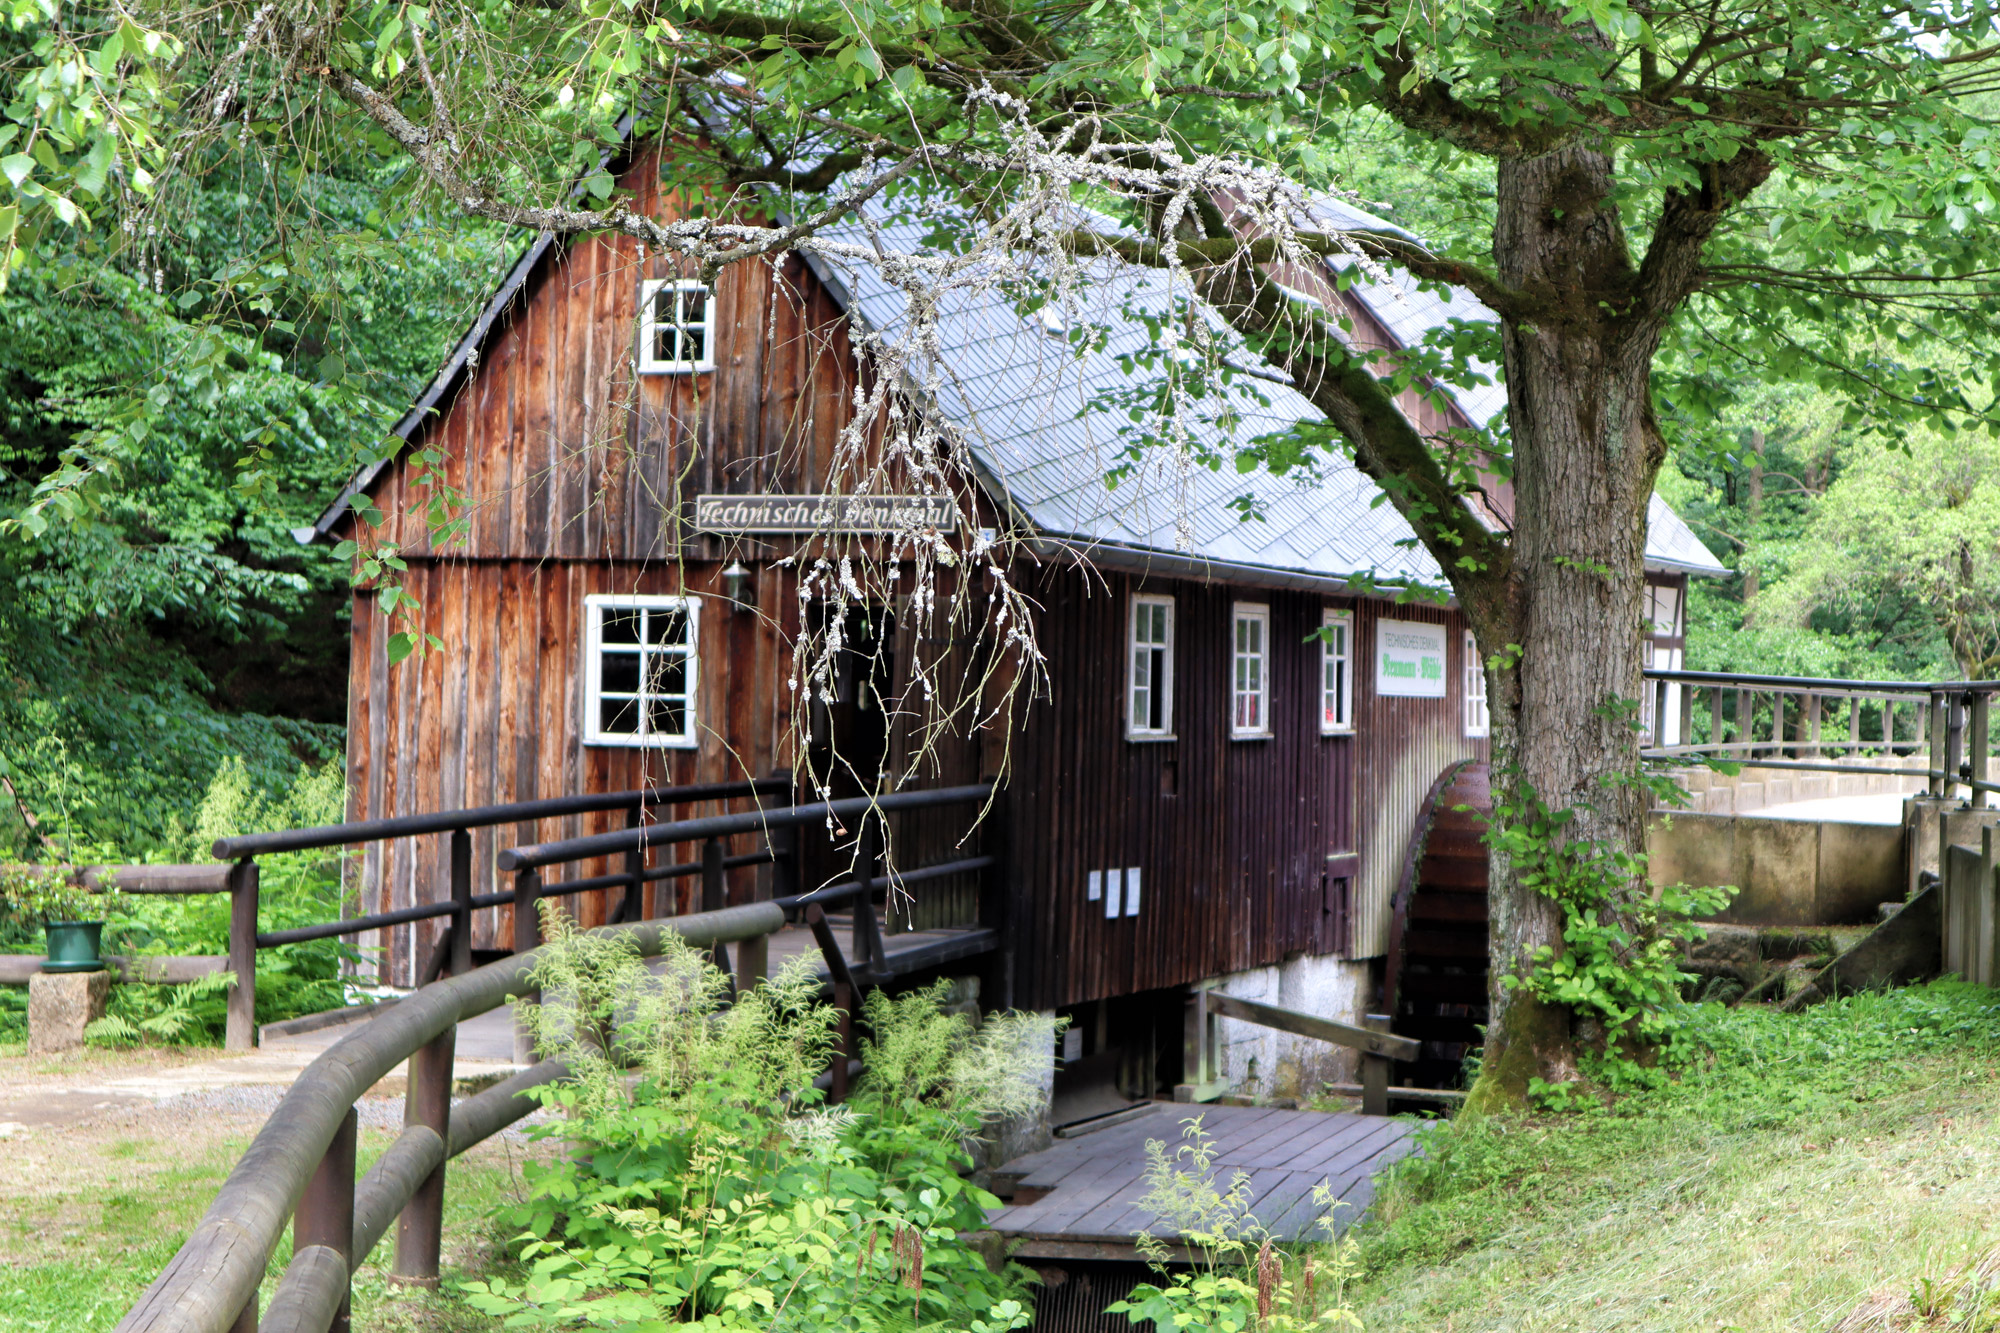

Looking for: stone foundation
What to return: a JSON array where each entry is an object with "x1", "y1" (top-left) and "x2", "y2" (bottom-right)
[
  {"x1": 1205, "y1": 955, "x2": 1374, "y2": 1100},
  {"x1": 28, "y1": 969, "x2": 110, "y2": 1054}
]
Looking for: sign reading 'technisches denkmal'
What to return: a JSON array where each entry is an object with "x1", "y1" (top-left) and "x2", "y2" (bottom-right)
[
  {"x1": 695, "y1": 493, "x2": 957, "y2": 535},
  {"x1": 1375, "y1": 618, "x2": 1447, "y2": 698}
]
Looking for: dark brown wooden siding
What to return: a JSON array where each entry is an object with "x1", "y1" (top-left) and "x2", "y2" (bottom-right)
[{"x1": 1002, "y1": 573, "x2": 1485, "y2": 1011}]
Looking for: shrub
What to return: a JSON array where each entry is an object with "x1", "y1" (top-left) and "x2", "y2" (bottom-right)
[{"x1": 461, "y1": 904, "x2": 1052, "y2": 1331}]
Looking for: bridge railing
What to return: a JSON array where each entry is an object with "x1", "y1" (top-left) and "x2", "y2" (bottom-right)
[
  {"x1": 112, "y1": 901, "x2": 780, "y2": 1333},
  {"x1": 1642, "y1": 668, "x2": 2000, "y2": 806},
  {"x1": 200, "y1": 778, "x2": 788, "y2": 1049},
  {"x1": 114, "y1": 779, "x2": 1000, "y2": 1333}
]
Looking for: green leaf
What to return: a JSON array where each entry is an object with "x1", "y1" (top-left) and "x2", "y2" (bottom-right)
[
  {"x1": 386, "y1": 631, "x2": 418, "y2": 664},
  {"x1": 0, "y1": 155, "x2": 33, "y2": 188}
]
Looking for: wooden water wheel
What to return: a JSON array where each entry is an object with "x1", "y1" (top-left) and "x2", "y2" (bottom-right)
[{"x1": 1381, "y1": 760, "x2": 1491, "y2": 1090}]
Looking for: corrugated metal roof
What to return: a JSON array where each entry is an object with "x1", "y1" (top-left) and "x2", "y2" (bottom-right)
[{"x1": 815, "y1": 203, "x2": 1727, "y2": 582}]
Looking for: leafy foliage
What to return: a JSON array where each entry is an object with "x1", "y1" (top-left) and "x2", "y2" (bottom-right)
[
  {"x1": 1483, "y1": 779, "x2": 1735, "y2": 1070},
  {"x1": 461, "y1": 904, "x2": 1052, "y2": 1331}
]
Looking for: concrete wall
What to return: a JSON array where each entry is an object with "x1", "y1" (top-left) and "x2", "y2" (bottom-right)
[
  {"x1": 1665, "y1": 756, "x2": 1923, "y2": 815},
  {"x1": 1647, "y1": 812, "x2": 1905, "y2": 925},
  {"x1": 1204, "y1": 954, "x2": 1374, "y2": 1099}
]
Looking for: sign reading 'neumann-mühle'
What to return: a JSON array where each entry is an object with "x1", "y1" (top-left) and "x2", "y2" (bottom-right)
[
  {"x1": 694, "y1": 493, "x2": 958, "y2": 535},
  {"x1": 1375, "y1": 618, "x2": 1447, "y2": 698}
]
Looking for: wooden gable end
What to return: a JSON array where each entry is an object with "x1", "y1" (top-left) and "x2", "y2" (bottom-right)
[{"x1": 353, "y1": 145, "x2": 864, "y2": 563}]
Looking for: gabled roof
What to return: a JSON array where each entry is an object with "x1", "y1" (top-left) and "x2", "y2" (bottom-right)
[{"x1": 311, "y1": 185, "x2": 1728, "y2": 584}]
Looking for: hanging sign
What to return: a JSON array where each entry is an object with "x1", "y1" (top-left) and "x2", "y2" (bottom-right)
[
  {"x1": 695, "y1": 493, "x2": 956, "y2": 535},
  {"x1": 1375, "y1": 618, "x2": 1447, "y2": 698}
]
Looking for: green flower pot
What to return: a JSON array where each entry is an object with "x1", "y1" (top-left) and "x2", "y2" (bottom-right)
[{"x1": 43, "y1": 920, "x2": 105, "y2": 973}]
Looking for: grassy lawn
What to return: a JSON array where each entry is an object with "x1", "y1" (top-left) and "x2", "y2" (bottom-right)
[
  {"x1": 1352, "y1": 981, "x2": 2000, "y2": 1332},
  {"x1": 0, "y1": 1074, "x2": 533, "y2": 1332}
]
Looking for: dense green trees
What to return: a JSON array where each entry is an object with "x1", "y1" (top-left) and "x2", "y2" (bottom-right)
[{"x1": 5, "y1": 0, "x2": 2000, "y2": 1106}]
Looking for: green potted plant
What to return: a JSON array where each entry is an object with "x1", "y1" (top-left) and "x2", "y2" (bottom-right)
[{"x1": 0, "y1": 869, "x2": 106, "y2": 972}]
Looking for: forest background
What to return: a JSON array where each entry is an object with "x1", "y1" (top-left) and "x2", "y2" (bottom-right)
[{"x1": 0, "y1": 54, "x2": 1991, "y2": 864}]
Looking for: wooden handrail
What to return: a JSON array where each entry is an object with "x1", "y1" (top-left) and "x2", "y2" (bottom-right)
[
  {"x1": 113, "y1": 901, "x2": 785, "y2": 1333},
  {"x1": 209, "y1": 778, "x2": 789, "y2": 859}
]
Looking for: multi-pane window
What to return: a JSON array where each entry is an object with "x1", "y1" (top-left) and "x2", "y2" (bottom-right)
[
  {"x1": 637, "y1": 279, "x2": 714, "y2": 373},
  {"x1": 584, "y1": 595, "x2": 699, "y2": 747},
  {"x1": 1231, "y1": 603, "x2": 1270, "y2": 738},
  {"x1": 1128, "y1": 595, "x2": 1175, "y2": 738},
  {"x1": 1321, "y1": 609, "x2": 1354, "y2": 734},
  {"x1": 1463, "y1": 630, "x2": 1490, "y2": 738}
]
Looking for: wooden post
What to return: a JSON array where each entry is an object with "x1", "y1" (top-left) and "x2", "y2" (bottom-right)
[
  {"x1": 620, "y1": 805, "x2": 645, "y2": 924},
  {"x1": 294, "y1": 1106, "x2": 357, "y2": 1333},
  {"x1": 393, "y1": 1023, "x2": 455, "y2": 1286},
  {"x1": 1708, "y1": 687, "x2": 1722, "y2": 753},
  {"x1": 1848, "y1": 693, "x2": 1862, "y2": 755},
  {"x1": 1677, "y1": 680, "x2": 1694, "y2": 750},
  {"x1": 1931, "y1": 693, "x2": 1948, "y2": 797},
  {"x1": 851, "y1": 812, "x2": 886, "y2": 974},
  {"x1": 512, "y1": 869, "x2": 541, "y2": 1065},
  {"x1": 1360, "y1": 1013, "x2": 1392, "y2": 1117},
  {"x1": 449, "y1": 829, "x2": 473, "y2": 977},
  {"x1": 1973, "y1": 693, "x2": 1991, "y2": 809},
  {"x1": 697, "y1": 837, "x2": 733, "y2": 981},
  {"x1": 1806, "y1": 693, "x2": 1821, "y2": 758},
  {"x1": 226, "y1": 859, "x2": 259, "y2": 1052},
  {"x1": 1947, "y1": 692, "x2": 1967, "y2": 802},
  {"x1": 1735, "y1": 688, "x2": 1751, "y2": 754},
  {"x1": 805, "y1": 905, "x2": 856, "y2": 1104}
]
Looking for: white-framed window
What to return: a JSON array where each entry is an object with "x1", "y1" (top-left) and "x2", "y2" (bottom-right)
[
  {"x1": 1231, "y1": 603, "x2": 1270, "y2": 739},
  {"x1": 583, "y1": 594, "x2": 699, "y2": 747},
  {"x1": 637, "y1": 279, "x2": 714, "y2": 373},
  {"x1": 1463, "y1": 630, "x2": 1490, "y2": 738},
  {"x1": 1128, "y1": 595, "x2": 1175, "y2": 739},
  {"x1": 1320, "y1": 608, "x2": 1354, "y2": 734}
]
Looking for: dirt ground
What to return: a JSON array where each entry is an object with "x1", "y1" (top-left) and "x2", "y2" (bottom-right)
[{"x1": 0, "y1": 1041, "x2": 541, "y2": 1332}]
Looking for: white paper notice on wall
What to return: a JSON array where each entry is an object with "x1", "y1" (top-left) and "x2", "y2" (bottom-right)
[
  {"x1": 1125, "y1": 868, "x2": 1141, "y2": 917},
  {"x1": 1087, "y1": 870, "x2": 1101, "y2": 901},
  {"x1": 1104, "y1": 868, "x2": 1123, "y2": 919},
  {"x1": 1376, "y1": 618, "x2": 1448, "y2": 699}
]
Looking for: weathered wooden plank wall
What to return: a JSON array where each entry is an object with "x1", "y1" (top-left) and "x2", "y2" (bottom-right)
[{"x1": 1002, "y1": 572, "x2": 1483, "y2": 1011}]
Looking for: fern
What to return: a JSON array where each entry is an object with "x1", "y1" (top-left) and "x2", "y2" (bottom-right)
[{"x1": 86, "y1": 969, "x2": 236, "y2": 1047}]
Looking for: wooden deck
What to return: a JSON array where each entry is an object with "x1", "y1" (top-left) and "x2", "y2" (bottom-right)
[{"x1": 985, "y1": 1103, "x2": 1421, "y2": 1259}]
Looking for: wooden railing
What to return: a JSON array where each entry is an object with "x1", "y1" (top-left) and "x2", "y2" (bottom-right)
[
  {"x1": 191, "y1": 779, "x2": 787, "y2": 1048},
  {"x1": 113, "y1": 780, "x2": 1000, "y2": 1333},
  {"x1": 1643, "y1": 669, "x2": 2000, "y2": 806}
]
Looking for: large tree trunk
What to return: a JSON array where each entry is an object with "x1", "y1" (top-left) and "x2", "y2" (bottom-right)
[{"x1": 1462, "y1": 142, "x2": 1667, "y2": 1111}]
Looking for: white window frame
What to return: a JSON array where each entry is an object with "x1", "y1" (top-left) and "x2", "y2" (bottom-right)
[
  {"x1": 582, "y1": 594, "x2": 700, "y2": 748},
  {"x1": 1463, "y1": 630, "x2": 1490, "y2": 739},
  {"x1": 1230, "y1": 602, "x2": 1271, "y2": 740},
  {"x1": 636, "y1": 278, "x2": 716, "y2": 374},
  {"x1": 1127, "y1": 594, "x2": 1176, "y2": 740},
  {"x1": 1320, "y1": 608, "x2": 1354, "y2": 735}
]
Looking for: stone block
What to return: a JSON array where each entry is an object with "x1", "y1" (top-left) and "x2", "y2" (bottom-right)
[
  {"x1": 1732, "y1": 817, "x2": 1820, "y2": 923},
  {"x1": 1765, "y1": 778, "x2": 1796, "y2": 807},
  {"x1": 1735, "y1": 782, "x2": 1765, "y2": 813},
  {"x1": 28, "y1": 969, "x2": 110, "y2": 1054},
  {"x1": 1684, "y1": 769, "x2": 1714, "y2": 795},
  {"x1": 1800, "y1": 775, "x2": 1831, "y2": 802}
]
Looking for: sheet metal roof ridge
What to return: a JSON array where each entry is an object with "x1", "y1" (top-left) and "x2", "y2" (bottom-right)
[{"x1": 1021, "y1": 531, "x2": 1455, "y2": 603}]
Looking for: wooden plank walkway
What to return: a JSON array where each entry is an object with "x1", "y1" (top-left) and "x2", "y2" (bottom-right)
[{"x1": 985, "y1": 1103, "x2": 1421, "y2": 1259}]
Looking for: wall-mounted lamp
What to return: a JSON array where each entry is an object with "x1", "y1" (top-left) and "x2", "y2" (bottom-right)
[{"x1": 721, "y1": 561, "x2": 755, "y2": 614}]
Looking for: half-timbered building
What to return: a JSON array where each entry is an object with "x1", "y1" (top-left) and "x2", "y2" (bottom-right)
[{"x1": 307, "y1": 148, "x2": 1724, "y2": 1106}]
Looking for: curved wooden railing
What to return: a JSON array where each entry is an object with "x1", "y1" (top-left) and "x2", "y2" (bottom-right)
[
  {"x1": 114, "y1": 780, "x2": 1000, "y2": 1333},
  {"x1": 114, "y1": 902, "x2": 778, "y2": 1333}
]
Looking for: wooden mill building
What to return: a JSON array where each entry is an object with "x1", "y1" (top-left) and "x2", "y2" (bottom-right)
[{"x1": 306, "y1": 151, "x2": 1724, "y2": 1103}]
